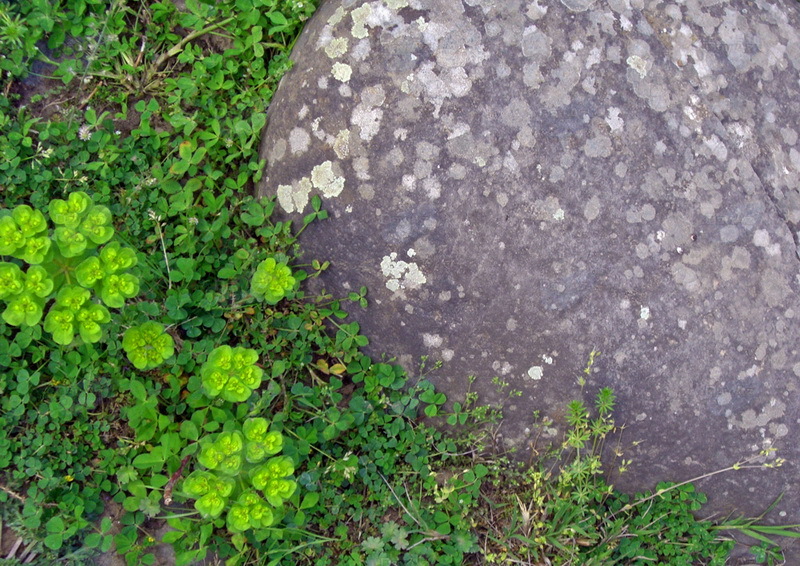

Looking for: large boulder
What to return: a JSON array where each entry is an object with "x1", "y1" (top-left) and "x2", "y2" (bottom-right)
[{"x1": 258, "y1": 0, "x2": 800, "y2": 548}]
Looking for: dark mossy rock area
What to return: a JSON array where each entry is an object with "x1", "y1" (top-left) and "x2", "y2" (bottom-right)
[{"x1": 257, "y1": 0, "x2": 800, "y2": 556}]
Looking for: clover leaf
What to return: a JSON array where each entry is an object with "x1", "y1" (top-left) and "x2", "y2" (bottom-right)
[
  {"x1": 182, "y1": 470, "x2": 235, "y2": 519},
  {"x1": 251, "y1": 257, "x2": 296, "y2": 305},
  {"x1": 122, "y1": 321, "x2": 175, "y2": 370},
  {"x1": 243, "y1": 418, "x2": 283, "y2": 463},
  {"x1": 227, "y1": 491, "x2": 274, "y2": 533},
  {"x1": 200, "y1": 345, "x2": 263, "y2": 403},
  {"x1": 197, "y1": 431, "x2": 244, "y2": 476},
  {"x1": 250, "y1": 455, "x2": 297, "y2": 507},
  {"x1": 48, "y1": 191, "x2": 92, "y2": 228},
  {"x1": 0, "y1": 262, "x2": 24, "y2": 299}
]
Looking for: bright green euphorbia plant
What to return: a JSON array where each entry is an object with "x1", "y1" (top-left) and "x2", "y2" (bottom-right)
[
  {"x1": 250, "y1": 257, "x2": 296, "y2": 305},
  {"x1": 121, "y1": 321, "x2": 175, "y2": 370},
  {"x1": 199, "y1": 345, "x2": 264, "y2": 402},
  {"x1": 0, "y1": 192, "x2": 140, "y2": 345},
  {"x1": 181, "y1": 417, "x2": 296, "y2": 534}
]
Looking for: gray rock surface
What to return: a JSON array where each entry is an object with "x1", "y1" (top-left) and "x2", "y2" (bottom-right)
[{"x1": 258, "y1": 0, "x2": 800, "y2": 556}]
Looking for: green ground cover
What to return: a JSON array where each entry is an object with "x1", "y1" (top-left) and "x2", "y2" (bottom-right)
[{"x1": 0, "y1": 1, "x2": 796, "y2": 564}]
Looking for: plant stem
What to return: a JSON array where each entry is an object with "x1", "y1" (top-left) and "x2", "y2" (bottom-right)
[
  {"x1": 612, "y1": 456, "x2": 774, "y2": 518},
  {"x1": 149, "y1": 16, "x2": 237, "y2": 76},
  {"x1": 0, "y1": 482, "x2": 26, "y2": 502}
]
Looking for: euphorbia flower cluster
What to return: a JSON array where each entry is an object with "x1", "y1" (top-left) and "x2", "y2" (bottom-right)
[{"x1": 0, "y1": 192, "x2": 140, "y2": 344}]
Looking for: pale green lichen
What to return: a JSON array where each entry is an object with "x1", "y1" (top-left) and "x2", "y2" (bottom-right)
[
  {"x1": 380, "y1": 252, "x2": 427, "y2": 292},
  {"x1": 276, "y1": 178, "x2": 312, "y2": 213},
  {"x1": 327, "y1": 6, "x2": 346, "y2": 26},
  {"x1": 400, "y1": 73, "x2": 414, "y2": 94},
  {"x1": 527, "y1": 366, "x2": 543, "y2": 380},
  {"x1": 311, "y1": 161, "x2": 345, "y2": 198},
  {"x1": 325, "y1": 37, "x2": 349, "y2": 58},
  {"x1": 331, "y1": 62, "x2": 353, "y2": 82},
  {"x1": 626, "y1": 55, "x2": 649, "y2": 78},
  {"x1": 333, "y1": 129, "x2": 351, "y2": 159},
  {"x1": 351, "y1": 4, "x2": 372, "y2": 39},
  {"x1": 385, "y1": 0, "x2": 408, "y2": 8}
]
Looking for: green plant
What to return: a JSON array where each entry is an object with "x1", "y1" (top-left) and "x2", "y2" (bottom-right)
[
  {"x1": 122, "y1": 321, "x2": 175, "y2": 370},
  {"x1": 251, "y1": 257, "x2": 296, "y2": 304},
  {"x1": 0, "y1": 194, "x2": 139, "y2": 345},
  {"x1": 199, "y1": 345, "x2": 264, "y2": 402},
  {"x1": 4, "y1": 1, "x2": 800, "y2": 565},
  {"x1": 181, "y1": 418, "x2": 295, "y2": 533}
]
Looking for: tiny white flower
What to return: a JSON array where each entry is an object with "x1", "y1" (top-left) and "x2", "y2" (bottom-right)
[{"x1": 78, "y1": 125, "x2": 92, "y2": 141}]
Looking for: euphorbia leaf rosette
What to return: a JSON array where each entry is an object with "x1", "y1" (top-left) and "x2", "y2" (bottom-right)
[
  {"x1": 0, "y1": 262, "x2": 24, "y2": 299},
  {"x1": 198, "y1": 431, "x2": 244, "y2": 476},
  {"x1": 122, "y1": 321, "x2": 175, "y2": 370},
  {"x1": 43, "y1": 287, "x2": 94, "y2": 341},
  {"x1": 0, "y1": 216, "x2": 24, "y2": 256},
  {"x1": 243, "y1": 418, "x2": 283, "y2": 463},
  {"x1": 182, "y1": 470, "x2": 235, "y2": 519},
  {"x1": 54, "y1": 285, "x2": 90, "y2": 312},
  {"x1": 48, "y1": 191, "x2": 92, "y2": 228},
  {"x1": 23, "y1": 266, "x2": 54, "y2": 299},
  {"x1": 99, "y1": 273, "x2": 139, "y2": 308},
  {"x1": 78, "y1": 205, "x2": 114, "y2": 245},
  {"x1": 7, "y1": 204, "x2": 50, "y2": 263},
  {"x1": 3, "y1": 293, "x2": 43, "y2": 326},
  {"x1": 75, "y1": 256, "x2": 104, "y2": 288},
  {"x1": 227, "y1": 491, "x2": 274, "y2": 533},
  {"x1": 0, "y1": 194, "x2": 139, "y2": 345},
  {"x1": 11, "y1": 205, "x2": 47, "y2": 237},
  {"x1": 75, "y1": 302, "x2": 111, "y2": 343},
  {"x1": 99, "y1": 241, "x2": 138, "y2": 273},
  {"x1": 53, "y1": 226, "x2": 88, "y2": 257},
  {"x1": 250, "y1": 257, "x2": 296, "y2": 305},
  {"x1": 16, "y1": 235, "x2": 51, "y2": 264},
  {"x1": 95, "y1": 242, "x2": 139, "y2": 307},
  {"x1": 43, "y1": 308, "x2": 75, "y2": 344},
  {"x1": 200, "y1": 346, "x2": 263, "y2": 402},
  {"x1": 43, "y1": 286, "x2": 111, "y2": 344},
  {"x1": 250, "y1": 455, "x2": 297, "y2": 507}
]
